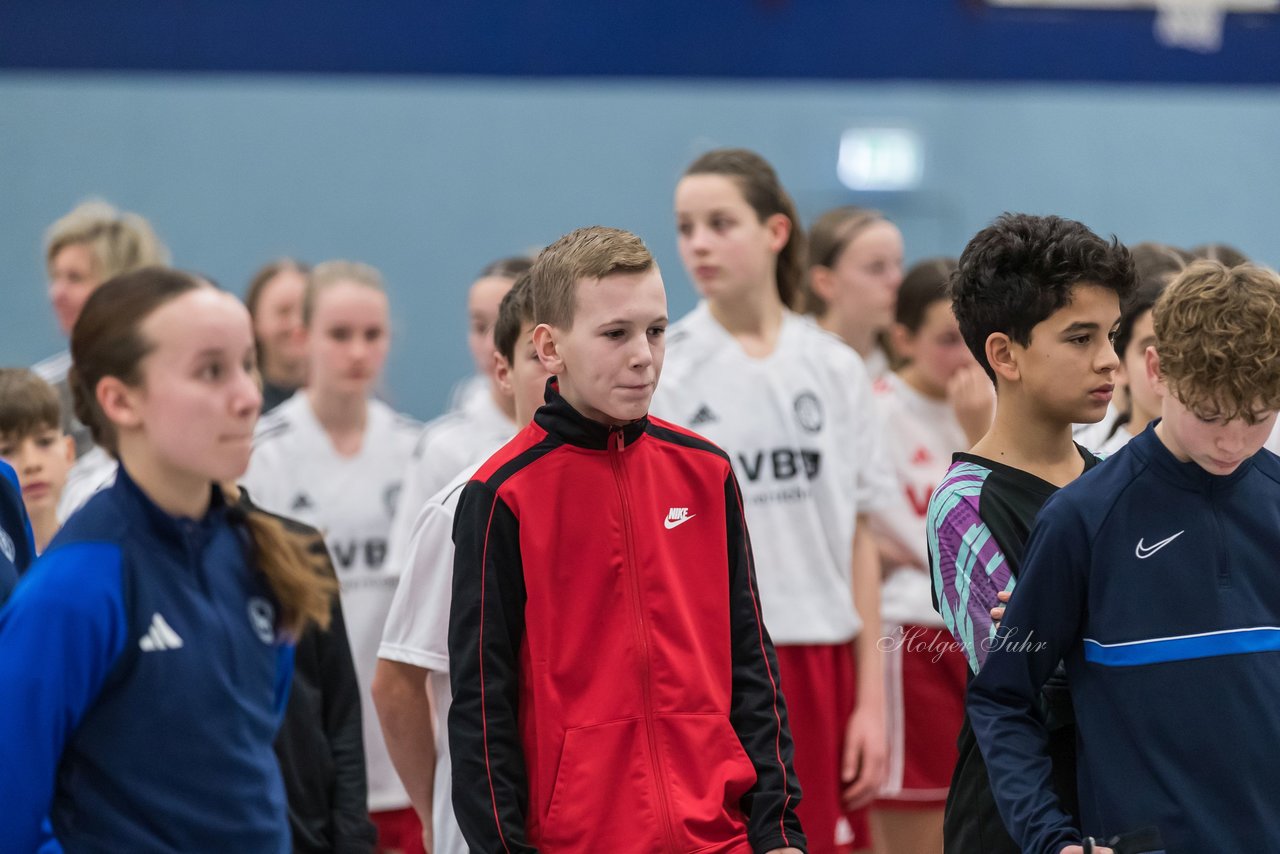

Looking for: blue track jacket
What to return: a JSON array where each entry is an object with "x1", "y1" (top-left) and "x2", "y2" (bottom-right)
[
  {"x1": 0, "y1": 465, "x2": 294, "y2": 853},
  {"x1": 969, "y1": 424, "x2": 1280, "y2": 854},
  {"x1": 0, "y1": 460, "x2": 36, "y2": 604}
]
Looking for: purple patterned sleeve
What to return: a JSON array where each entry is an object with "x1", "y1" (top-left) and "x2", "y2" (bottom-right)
[{"x1": 926, "y1": 463, "x2": 1015, "y2": 673}]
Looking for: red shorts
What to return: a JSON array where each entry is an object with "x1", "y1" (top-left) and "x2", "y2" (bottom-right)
[
  {"x1": 774, "y1": 643, "x2": 870, "y2": 854},
  {"x1": 371, "y1": 807, "x2": 425, "y2": 854},
  {"x1": 874, "y1": 625, "x2": 966, "y2": 809}
]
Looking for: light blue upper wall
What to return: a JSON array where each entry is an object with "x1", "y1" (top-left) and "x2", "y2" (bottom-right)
[{"x1": 2, "y1": 73, "x2": 1277, "y2": 419}]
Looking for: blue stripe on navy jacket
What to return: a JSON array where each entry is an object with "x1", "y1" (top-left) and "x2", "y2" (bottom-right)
[
  {"x1": 0, "y1": 465, "x2": 293, "y2": 853},
  {"x1": 968, "y1": 424, "x2": 1280, "y2": 854},
  {"x1": 0, "y1": 459, "x2": 36, "y2": 604}
]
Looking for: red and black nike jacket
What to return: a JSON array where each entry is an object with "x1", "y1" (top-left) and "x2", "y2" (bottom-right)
[{"x1": 448, "y1": 380, "x2": 806, "y2": 854}]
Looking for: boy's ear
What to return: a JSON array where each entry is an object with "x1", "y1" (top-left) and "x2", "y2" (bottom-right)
[
  {"x1": 96, "y1": 376, "x2": 143, "y2": 432},
  {"x1": 532, "y1": 323, "x2": 565, "y2": 375},
  {"x1": 62, "y1": 434, "x2": 75, "y2": 464},
  {"x1": 1145, "y1": 345, "x2": 1168, "y2": 398},
  {"x1": 985, "y1": 332, "x2": 1020, "y2": 383},
  {"x1": 492, "y1": 350, "x2": 515, "y2": 398},
  {"x1": 764, "y1": 212, "x2": 791, "y2": 255}
]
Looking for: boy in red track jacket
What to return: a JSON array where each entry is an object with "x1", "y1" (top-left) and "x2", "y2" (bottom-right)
[{"x1": 448, "y1": 226, "x2": 806, "y2": 854}]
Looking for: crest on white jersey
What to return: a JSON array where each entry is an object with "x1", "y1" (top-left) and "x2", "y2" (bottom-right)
[
  {"x1": 383, "y1": 482, "x2": 403, "y2": 520},
  {"x1": 794, "y1": 391, "x2": 824, "y2": 433}
]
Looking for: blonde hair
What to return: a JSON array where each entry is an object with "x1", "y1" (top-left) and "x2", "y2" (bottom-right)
[
  {"x1": 303, "y1": 260, "x2": 385, "y2": 326},
  {"x1": 45, "y1": 199, "x2": 169, "y2": 280},
  {"x1": 1153, "y1": 260, "x2": 1280, "y2": 424},
  {"x1": 530, "y1": 226, "x2": 654, "y2": 329}
]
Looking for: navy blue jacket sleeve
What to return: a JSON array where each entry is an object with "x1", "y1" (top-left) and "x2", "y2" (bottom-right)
[
  {"x1": 448, "y1": 480, "x2": 534, "y2": 853},
  {"x1": 0, "y1": 460, "x2": 37, "y2": 605},
  {"x1": 967, "y1": 495, "x2": 1089, "y2": 854},
  {"x1": 724, "y1": 472, "x2": 807, "y2": 854},
  {"x1": 0, "y1": 542, "x2": 128, "y2": 852}
]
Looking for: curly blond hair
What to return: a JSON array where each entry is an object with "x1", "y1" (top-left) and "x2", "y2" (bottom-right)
[{"x1": 1153, "y1": 260, "x2": 1280, "y2": 423}]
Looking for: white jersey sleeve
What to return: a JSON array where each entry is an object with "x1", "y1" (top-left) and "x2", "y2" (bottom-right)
[
  {"x1": 378, "y1": 464, "x2": 474, "y2": 854},
  {"x1": 379, "y1": 468, "x2": 474, "y2": 672},
  {"x1": 56, "y1": 447, "x2": 119, "y2": 523}
]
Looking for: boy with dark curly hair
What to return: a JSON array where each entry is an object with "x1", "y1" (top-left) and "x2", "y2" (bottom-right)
[
  {"x1": 926, "y1": 213, "x2": 1135, "y2": 853},
  {"x1": 969, "y1": 261, "x2": 1280, "y2": 854}
]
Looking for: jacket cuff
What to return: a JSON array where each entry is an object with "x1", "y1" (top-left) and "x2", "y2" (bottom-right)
[{"x1": 751, "y1": 832, "x2": 807, "y2": 854}]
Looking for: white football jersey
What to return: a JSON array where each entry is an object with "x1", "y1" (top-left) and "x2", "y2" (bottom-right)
[
  {"x1": 868, "y1": 374, "x2": 967, "y2": 629},
  {"x1": 57, "y1": 446, "x2": 118, "y2": 522},
  {"x1": 379, "y1": 460, "x2": 486, "y2": 854},
  {"x1": 386, "y1": 387, "x2": 515, "y2": 583},
  {"x1": 862, "y1": 345, "x2": 891, "y2": 384},
  {"x1": 242, "y1": 392, "x2": 421, "y2": 812},
  {"x1": 651, "y1": 304, "x2": 895, "y2": 645}
]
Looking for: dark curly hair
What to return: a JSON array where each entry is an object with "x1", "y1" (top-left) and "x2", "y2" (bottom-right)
[{"x1": 950, "y1": 213, "x2": 1137, "y2": 382}]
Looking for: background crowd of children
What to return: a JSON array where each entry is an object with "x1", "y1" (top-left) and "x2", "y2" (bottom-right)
[{"x1": 1, "y1": 147, "x2": 1278, "y2": 854}]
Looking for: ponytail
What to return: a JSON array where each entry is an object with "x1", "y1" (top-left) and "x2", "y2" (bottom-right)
[{"x1": 226, "y1": 485, "x2": 337, "y2": 638}]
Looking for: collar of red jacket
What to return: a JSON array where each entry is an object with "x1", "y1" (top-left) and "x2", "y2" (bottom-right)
[{"x1": 534, "y1": 377, "x2": 650, "y2": 451}]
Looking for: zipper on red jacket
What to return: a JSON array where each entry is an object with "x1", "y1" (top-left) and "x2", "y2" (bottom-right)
[{"x1": 609, "y1": 428, "x2": 680, "y2": 854}]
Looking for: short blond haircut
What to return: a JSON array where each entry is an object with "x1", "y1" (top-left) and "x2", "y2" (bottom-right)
[
  {"x1": 530, "y1": 227, "x2": 654, "y2": 329},
  {"x1": 1153, "y1": 260, "x2": 1280, "y2": 424},
  {"x1": 303, "y1": 260, "x2": 385, "y2": 326},
  {"x1": 44, "y1": 199, "x2": 169, "y2": 280}
]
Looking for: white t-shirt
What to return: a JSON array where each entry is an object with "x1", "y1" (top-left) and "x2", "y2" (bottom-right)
[
  {"x1": 386, "y1": 386, "x2": 514, "y2": 578},
  {"x1": 1073, "y1": 403, "x2": 1121, "y2": 448},
  {"x1": 862, "y1": 345, "x2": 891, "y2": 384},
  {"x1": 379, "y1": 458, "x2": 490, "y2": 854},
  {"x1": 868, "y1": 374, "x2": 967, "y2": 629},
  {"x1": 57, "y1": 446, "x2": 118, "y2": 522},
  {"x1": 650, "y1": 303, "x2": 894, "y2": 645},
  {"x1": 1093, "y1": 425, "x2": 1135, "y2": 457},
  {"x1": 242, "y1": 392, "x2": 422, "y2": 812}
]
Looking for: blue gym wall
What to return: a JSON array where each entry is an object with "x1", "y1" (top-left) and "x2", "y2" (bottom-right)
[{"x1": 3, "y1": 3, "x2": 1279, "y2": 419}]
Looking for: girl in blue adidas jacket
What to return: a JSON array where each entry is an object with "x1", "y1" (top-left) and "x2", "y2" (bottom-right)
[{"x1": 0, "y1": 268, "x2": 334, "y2": 853}]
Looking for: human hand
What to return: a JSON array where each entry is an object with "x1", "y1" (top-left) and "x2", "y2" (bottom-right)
[
  {"x1": 1059, "y1": 845, "x2": 1114, "y2": 854},
  {"x1": 840, "y1": 704, "x2": 887, "y2": 810},
  {"x1": 991, "y1": 590, "x2": 1011, "y2": 625},
  {"x1": 947, "y1": 365, "x2": 996, "y2": 445}
]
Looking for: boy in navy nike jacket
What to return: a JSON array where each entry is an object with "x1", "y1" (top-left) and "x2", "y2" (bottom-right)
[
  {"x1": 448, "y1": 227, "x2": 806, "y2": 854},
  {"x1": 969, "y1": 261, "x2": 1280, "y2": 854}
]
